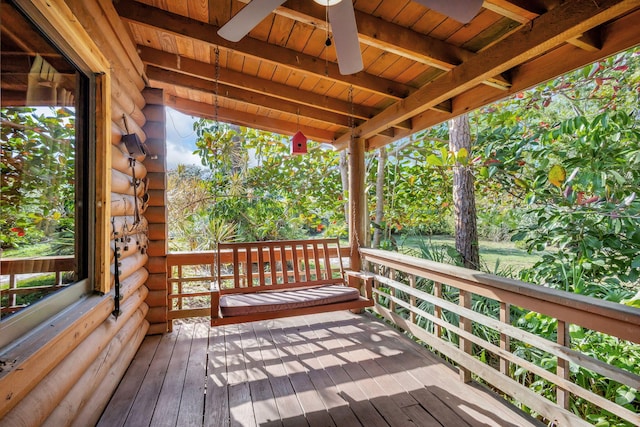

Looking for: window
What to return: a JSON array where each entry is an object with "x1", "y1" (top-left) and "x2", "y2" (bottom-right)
[{"x1": 0, "y1": 0, "x2": 95, "y2": 346}]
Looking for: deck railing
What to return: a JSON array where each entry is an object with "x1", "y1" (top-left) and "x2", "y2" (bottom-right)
[
  {"x1": 166, "y1": 245, "x2": 351, "y2": 322},
  {"x1": 0, "y1": 256, "x2": 75, "y2": 316},
  {"x1": 360, "y1": 247, "x2": 640, "y2": 426},
  {"x1": 165, "y1": 244, "x2": 640, "y2": 425}
]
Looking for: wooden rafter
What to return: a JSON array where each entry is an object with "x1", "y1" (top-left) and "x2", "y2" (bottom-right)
[
  {"x1": 138, "y1": 46, "x2": 378, "y2": 120},
  {"x1": 165, "y1": 95, "x2": 336, "y2": 142},
  {"x1": 148, "y1": 65, "x2": 357, "y2": 128}
]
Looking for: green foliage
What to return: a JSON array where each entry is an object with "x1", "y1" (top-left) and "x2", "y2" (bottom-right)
[
  {"x1": 1, "y1": 107, "x2": 76, "y2": 253},
  {"x1": 370, "y1": 128, "x2": 454, "y2": 237},
  {"x1": 169, "y1": 121, "x2": 347, "y2": 247}
]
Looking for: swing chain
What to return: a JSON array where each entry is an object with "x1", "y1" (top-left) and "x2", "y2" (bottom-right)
[{"x1": 214, "y1": 46, "x2": 220, "y2": 131}]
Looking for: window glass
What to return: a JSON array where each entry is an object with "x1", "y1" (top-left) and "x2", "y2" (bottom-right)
[{"x1": 1, "y1": 0, "x2": 90, "y2": 323}]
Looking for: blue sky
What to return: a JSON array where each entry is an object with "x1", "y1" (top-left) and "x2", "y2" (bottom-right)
[{"x1": 164, "y1": 107, "x2": 201, "y2": 170}]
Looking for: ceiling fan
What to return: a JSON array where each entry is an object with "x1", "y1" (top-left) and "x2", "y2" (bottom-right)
[{"x1": 217, "y1": 0, "x2": 483, "y2": 75}]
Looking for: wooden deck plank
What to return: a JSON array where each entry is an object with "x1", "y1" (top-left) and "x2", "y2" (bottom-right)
[
  {"x1": 244, "y1": 322, "x2": 282, "y2": 427},
  {"x1": 296, "y1": 316, "x2": 367, "y2": 427},
  {"x1": 227, "y1": 323, "x2": 262, "y2": 427},
  {"x1": 122, "y1": 324, "x2": 180, "y2": 426},
  {"x1": 295, "y1": 314, "x2": 388, "y2": 427},
  {"x1": 97, "y1": 334, "x2": 162, "y2": 427},
  {"x1": 339, "y1": 315, "x2": 488, "y2": 426},
  {"x1": 100, "y1": 312, "x2": 546, "y2": 427},
  {"x1": 309, "y1": 313, "x2": 419, "y2": 427},
  {"x1": 151, "y1": 322, "x2": 193, "y2": 427},
  {"x1": 269, "y1": 320, "x2": 336, "y2": 427},
  {"x1": 177, "y1": 322, "x2": 209, "y2": 426},
  {"x1": 205, "y1": 326, "x2": 230, "y2": 427},
  {"x1": 228, "y1": 382, "x2": 256, "y2": 427},
  {"x1": 253, "y1": 321, "x2": 309, "y2": 426}
]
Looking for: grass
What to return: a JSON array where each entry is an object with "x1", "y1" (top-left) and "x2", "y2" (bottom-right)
[
  {"x1": 2, "y1": 243, "x2": 56, "y2": 258},
  {"x1": 396, "y1": 234, "x2": 544, "y2": 273},
  {"x1": 0, "y1": 273, "x2": 57, "y2": 291}
]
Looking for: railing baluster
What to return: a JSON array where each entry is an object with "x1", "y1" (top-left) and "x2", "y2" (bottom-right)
[
  {"x1": 557, "y1": 319, "x2": 571, "y2": 409},
  {"x1": 389, "y1": 269, "x2": 396, "y2": 313},
  {"x1": 434, "y1": 281, "x2": 442, "y2": 338},
  {"x1": 459, "y1": 288, "x2": 472, "y2": 383},
  {"x1": 9, "y1": 274, "x2": 17, "y2": 309},
  {"x1": 177, "y1": 264, "x2": 183, "y2": 310},
  {"x1": 500, "y1": 302, "x2": 511, "y2": 376},
  {"x1": 246, "y1": 248, "x2": 254, "y2": 287},
  {"x1": 409, "y1": 274, "x2": 416, "y2": 323}
]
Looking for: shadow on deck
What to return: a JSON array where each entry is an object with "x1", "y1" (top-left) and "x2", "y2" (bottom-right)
[{"x1": 98, "y1": 311, "x2": 542, "y2": 427}]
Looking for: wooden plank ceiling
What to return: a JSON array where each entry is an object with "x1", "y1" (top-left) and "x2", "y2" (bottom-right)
[{"x1": 115, "y1": 0, "x2": 640, "y2": 151}]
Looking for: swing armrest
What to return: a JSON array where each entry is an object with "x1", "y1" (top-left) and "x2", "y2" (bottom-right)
[
  {"x1": 344, "y1": 270, "x2": 374, "y2": 300},
  {"x1": 211, "y1": 282, "x2": 221, "y2": 319}
]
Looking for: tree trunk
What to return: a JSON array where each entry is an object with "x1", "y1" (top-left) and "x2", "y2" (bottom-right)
[
  {"x1": 449, "y1": 114, "x2": 479, "y2": 270},
  {"x1": 372, "y1": 147, "x2": 387, "y2": 248},
  {"x1": 339, "y1": 150, "x2": 349, "y2": 223}
]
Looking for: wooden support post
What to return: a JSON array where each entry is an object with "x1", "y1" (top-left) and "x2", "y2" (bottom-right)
[
  {"x1": 557, "y1": 320, "x2": 571, "y2": 409},
  {"x1": 459, "y1": 289, "x2": 472, "y2": 383},
  {"x1": 500, "y1": 302, "x2": 511, "y2": 376},
  {"x1": 348, "y1": 137, "x2": 366, "y2": 273}
]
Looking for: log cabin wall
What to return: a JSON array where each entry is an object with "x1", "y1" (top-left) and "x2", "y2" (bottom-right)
[
  {"x1": 142, "y1": 88, "x2": 169, "y2": 335},
  {"x1": 0, "y1": 0, "x2": 167, "y2": 425}
]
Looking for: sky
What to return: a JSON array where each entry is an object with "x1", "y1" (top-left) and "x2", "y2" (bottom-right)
[{"x1": 164, "y1": 107, "x2": 201, "y2": 170}]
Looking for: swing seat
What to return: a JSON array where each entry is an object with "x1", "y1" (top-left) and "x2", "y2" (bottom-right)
[{"x1": 210, "y1": 238, "x2": 373, "y2": 326}]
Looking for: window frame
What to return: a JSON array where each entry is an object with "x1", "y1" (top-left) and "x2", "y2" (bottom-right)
[{"x1": 0, "y1": 0, "x2": 111, "y2": 348}]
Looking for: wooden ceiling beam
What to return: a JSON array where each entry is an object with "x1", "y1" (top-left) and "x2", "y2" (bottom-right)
[
  {"x1": 482, "y1": 0, "x2": 546, "y2": 23},
  {"x1": 138, "y1": 46, "x2": 378, "y2": 120},
  {"x1": 147, "y1": 66, "x2": 355, "y2": 128},
  {"x1": 246, "y1": 0, "x2": 520, "y2": 91},
  {"x1": 165, "y1": 95, "x2": 336, "y2": 143},
  {"x1": 568, "y1": 28, "x2": 603, "y2": 52},
  {"x1": 368, "y1": 7, "x2": 640, "y2": 151},
  {"x1": 334, "y1": 0, "x2": 639, "y2": 150},
  {"x1": 115, "y1": 1, "x2": 413, "y2": 99}
]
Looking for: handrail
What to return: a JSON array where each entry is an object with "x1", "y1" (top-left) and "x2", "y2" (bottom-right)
[{"x1": 360, "y1": 247, "x2": 640, "y2": 426}]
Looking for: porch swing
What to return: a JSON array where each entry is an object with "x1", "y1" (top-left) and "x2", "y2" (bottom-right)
[
  {"x1": 209, "y1": 238, "x2": 373, "y2": 326},
  {"x1": 207, "y1": 78, "x2": 373, "y2": 326}
]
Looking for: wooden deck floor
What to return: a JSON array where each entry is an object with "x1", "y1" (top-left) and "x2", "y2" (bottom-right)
[{"x1": 98, "y1": 311, "x2": 542, "y2": 427}]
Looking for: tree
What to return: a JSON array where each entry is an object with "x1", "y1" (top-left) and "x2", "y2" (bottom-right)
[
  {"x1": 449, "y1": 114, "x2": 479, "y2": 269},
  {"x1": 473, "y1": 46, "x2": 640, "y2": 294},
  {"x1": 372, "y1": 147, "x2": 387, "y2": 248},
  {"x1": 186, "y1": 121, "x2": 348, "y2": 242}
]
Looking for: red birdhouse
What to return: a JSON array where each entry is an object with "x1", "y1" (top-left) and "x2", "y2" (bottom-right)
[{"x1": 290, "y1": 130, "x2": 308, "y2": 155}]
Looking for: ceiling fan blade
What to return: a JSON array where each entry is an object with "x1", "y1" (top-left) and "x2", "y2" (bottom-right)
[
  {"x1": 217, "y1": 0, "x2": 287, "y2": 42},
  {"x1": 328, "y1": 0, "x2": 363, "y2": 75},
  {"x1": 414, "y1": 0, "x2": 483, "y2": 23}
]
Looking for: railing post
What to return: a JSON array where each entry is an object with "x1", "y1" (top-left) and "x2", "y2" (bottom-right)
[
  {"x1": 557, "y1": 320, "x2": 570, "y2": 409},
  {"x1": 459, "y1": 288, "x2": 472, "y2": 383},
  {"x1": 500, "y1": 302, "x2": 511, "y2": 376}
]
